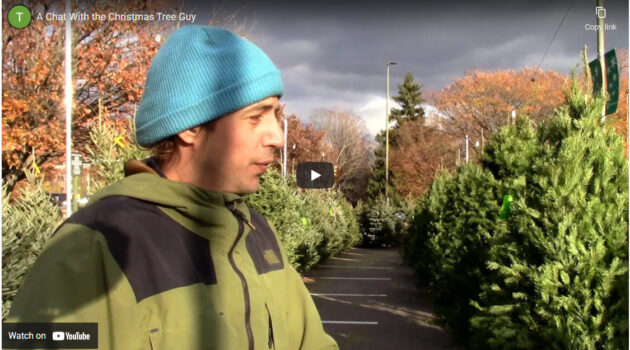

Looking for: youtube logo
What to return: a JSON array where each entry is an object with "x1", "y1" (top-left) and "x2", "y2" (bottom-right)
[{"x1": 297, "y1": 162, "x2": 334, "y2": 189}]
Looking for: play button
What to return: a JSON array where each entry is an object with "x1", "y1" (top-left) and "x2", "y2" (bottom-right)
[{"x1": 297, "y1": 162, "x2": 334, "y2": 189}]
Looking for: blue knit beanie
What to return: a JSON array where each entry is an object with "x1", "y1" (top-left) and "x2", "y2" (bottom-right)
[{"x1": 135, "y1": 25, "x2": 284, "y2": 147}]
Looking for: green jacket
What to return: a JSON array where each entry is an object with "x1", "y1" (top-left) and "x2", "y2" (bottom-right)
[{"x1": 7, "y1": 162, "x2": 338, "y2": 350}]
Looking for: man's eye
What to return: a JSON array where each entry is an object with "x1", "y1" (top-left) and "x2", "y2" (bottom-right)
[{"x1": 250, "y1": 115, "x2": 262, "y2": 121}]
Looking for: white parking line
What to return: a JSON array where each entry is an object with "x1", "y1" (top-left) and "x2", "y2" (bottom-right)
[
  {"x1": 330, "y1": 256, "x2": 360, "y2": 262},
  {"x1": 317, "y1": 265, "x2": 394, "y2": 269},
  {"x1": 322, "y1": 321, "x2": 379, "y2": 325},
  {"x1": 312, "y1": 277, "x2": 392, "y2": 280},
  {"x1": 311, "y1": 293, "x2": 387, "y2": 297}
]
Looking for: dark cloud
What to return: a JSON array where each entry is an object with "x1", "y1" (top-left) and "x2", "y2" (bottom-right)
[{"x1": 181, "y1": 0, "x2": 628, "y2": 133}]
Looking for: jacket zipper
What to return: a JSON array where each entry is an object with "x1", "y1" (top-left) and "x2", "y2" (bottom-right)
[
  {"x1": 226, "y1": 202, "x2": 255, "y2": 350},
  {"x1": 227, "y1": 202, "x2": 256, "y2": 230},
  {"x1": 265, "y1": 303, "x2": 275, "y2": 349}
]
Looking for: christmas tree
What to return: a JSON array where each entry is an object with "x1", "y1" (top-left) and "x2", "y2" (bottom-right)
[
  {"x1": 404, "y1": 79, "x2": 628, "y2": 349},
  {"x1": 471, "y1": 82, "x2": 628, "y2": 349}
]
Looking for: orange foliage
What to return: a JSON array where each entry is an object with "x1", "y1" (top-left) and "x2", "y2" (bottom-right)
[
  {"x1": 274, "y1": 106, "x2": 332, "y2": 174},
  {"x1": 390, "y1": 118, "x2": 457, "y2": 198},
  {"x1": 2, "y1": 0, "x2": 174, "y2": 191},
  {"x1": 434, "y1": 68, "x2": 568, "y2": 142},
  {"x1": 390, "y1": 68, "x2": 569, "y2": 198}
]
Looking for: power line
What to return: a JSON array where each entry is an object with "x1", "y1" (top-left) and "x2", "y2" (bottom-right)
[{"x1": 536, "y1": 0, "x2": 577, "y2": 72}]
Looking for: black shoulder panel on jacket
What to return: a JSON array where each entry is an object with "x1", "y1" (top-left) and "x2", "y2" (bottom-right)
[
  {"x1": 67, "y1": 195, "x2": 217, "y2": 302},
  {"x1": 246, "y1": 209, "x2": 285, "y2": 274}
]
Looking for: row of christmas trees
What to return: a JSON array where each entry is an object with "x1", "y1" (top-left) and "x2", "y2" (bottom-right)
[{"x1": 403, "y1": 81, "x2": 628, "y2": 349}]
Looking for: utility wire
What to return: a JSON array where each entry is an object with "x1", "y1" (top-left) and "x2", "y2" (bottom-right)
[{"x1": 535, "y1": 0, "x2": 577, "y2": 73}]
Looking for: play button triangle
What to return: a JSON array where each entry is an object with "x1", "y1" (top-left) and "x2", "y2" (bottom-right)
[{"x1": 311, "y1": 169, "x2": 321, "y2": 181}]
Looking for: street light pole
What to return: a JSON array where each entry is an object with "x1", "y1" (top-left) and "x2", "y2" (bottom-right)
[
  {"x1": 385, "y1": 61, "x2": 397, "y2": 204},
  {"x1": 465, "y1": 134, "x2": 469, "y2": 163},
  {"x1": 64, "y1": 0, "x2": 73, "y2": 218},
  {"x1": 282, "y1": 117, "x2": 288, "y2": 177},
  {"x1": 597, "y1": 0, "x2": 607, "y2": 121}
]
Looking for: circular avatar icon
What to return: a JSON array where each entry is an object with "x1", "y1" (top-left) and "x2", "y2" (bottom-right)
[{"x1": 9, "y1": 5, "x2": 31, "y2": 29}]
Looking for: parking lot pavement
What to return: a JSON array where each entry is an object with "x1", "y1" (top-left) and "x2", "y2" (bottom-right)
[{"x1": 304, "y1": 247, "x2": 462, "y2": 350}]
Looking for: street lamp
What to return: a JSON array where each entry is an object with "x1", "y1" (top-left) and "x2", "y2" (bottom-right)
[
  {"x1": 385, "y1": 61, "x2": 397, "y2": 205},
  {"x1": 282, "y1": 116, "x2": 288, "y2": 177},
  {"x1": 64, "y1": 0, "x2": 73, "y2": 217}
]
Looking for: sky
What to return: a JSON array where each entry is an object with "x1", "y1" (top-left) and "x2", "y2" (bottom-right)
[{"x1": 183, "y1": 0, "x2": 629, "y2": 136}]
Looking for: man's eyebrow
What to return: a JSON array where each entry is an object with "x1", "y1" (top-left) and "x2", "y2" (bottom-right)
[{"x1": 244, "y1": 103, "x2": 276, "y2": 112}]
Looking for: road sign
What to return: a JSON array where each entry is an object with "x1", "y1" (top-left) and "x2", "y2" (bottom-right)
[
  {"x1": 589, "y1": 49, "x2": 619, "y2": 115},
  {"x1": 71, "y1": 153, "x2": 83, "y2": 176}
]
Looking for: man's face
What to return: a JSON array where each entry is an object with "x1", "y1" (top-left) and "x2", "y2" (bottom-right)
[{"x1": 194, "y1": 96, "x2": 284, "y2": 194}]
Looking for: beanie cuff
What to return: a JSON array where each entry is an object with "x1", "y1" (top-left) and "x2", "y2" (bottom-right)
[{"x1": 136, "y1": 70, "x2": 283, "y2": 147}]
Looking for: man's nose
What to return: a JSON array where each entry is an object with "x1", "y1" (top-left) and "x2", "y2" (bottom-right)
[{"x1": 263, "y1": 115, "x2": 285, "y2": 149}]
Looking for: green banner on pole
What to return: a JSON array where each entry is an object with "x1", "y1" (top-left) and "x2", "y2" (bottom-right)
[{"x1": 589, "y1": 49, "x2": 619, "y2": 115}]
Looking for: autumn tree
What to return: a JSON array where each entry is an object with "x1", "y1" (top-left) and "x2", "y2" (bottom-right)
[
  {"x1": 311, "y1": 109, "x2": 373, "y2": 203},
  {"x1": 390, "y1": 119, "x2": 457, "y2": 197},
  {"x1": 434, "y1": 68, "x2": 568, "y2": 159},
  {"x1": 367, "y1": 73, "x2": 426, "y2": 200},
  {"x1": 2, "y1": 0, "x2": 175, "y2": 192},
  {"x1": 275, "y1": 105, "x2": 331, "y2": 175}
]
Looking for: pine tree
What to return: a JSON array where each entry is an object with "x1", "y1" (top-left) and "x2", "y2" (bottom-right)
[
  {"x1": 403, "y1": 164, "x2": 506, "y2": 342},
  {"x1": 2, "y1": 171, "x2": 63, "y2": 319},
  {"x1": 84, "y1": 112, "x2": 150, "y2": 194},
  {"x1": 356, "y1": 194, "x2": 403, "y2": 246},
  {"x1": 390, "y1": 72, "x2": 425, "y2": 126},
  {"x1": 366, "y1": 131, "x2": 392, "y2": 199},
  {"x1": 246, "y1": 170, "x2": 361, "y2": 272},
  {"x1": 367, "y1": 73, "x2": 425, "y2": 199},
  {"x1": 470, "y1": 82, "x2": 628, "y2": 349},
  {"x1": 404, "y1": 79, "x2": 628, "y2": 349}
]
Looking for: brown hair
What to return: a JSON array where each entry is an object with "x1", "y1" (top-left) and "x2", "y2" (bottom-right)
[
  {"x1": 149, "y1": 119, "x2": 217, "y2": 162},
  {"x1": 150, "y1": 134, "x2": 178, "y2": 162}
]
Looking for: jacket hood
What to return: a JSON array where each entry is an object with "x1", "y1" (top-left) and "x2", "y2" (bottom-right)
[{"x1": 88, "y1": 159, "x2": 244, "y2": 225}]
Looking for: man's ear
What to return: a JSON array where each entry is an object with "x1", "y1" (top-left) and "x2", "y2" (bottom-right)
[{"x1": 177, "y1": 126, "x2": 204, "y2": 145}]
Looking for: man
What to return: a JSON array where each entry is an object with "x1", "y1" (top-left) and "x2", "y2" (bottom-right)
[{"x1": 7, "y1": 25, "x2": 338, "y2": 350}]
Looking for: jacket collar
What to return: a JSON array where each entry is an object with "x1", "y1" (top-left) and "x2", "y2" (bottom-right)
[{"x1": 89, "y1": 158, "x2": 246, "y2": 226}]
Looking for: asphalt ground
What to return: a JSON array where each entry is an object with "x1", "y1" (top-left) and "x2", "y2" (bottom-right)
[{"x1": 304, "y1": 247, "x2": 462, "y2": 350}]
